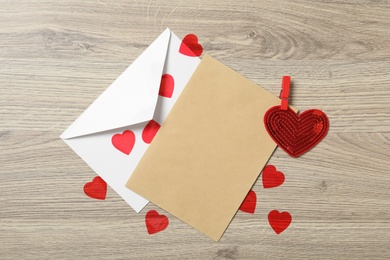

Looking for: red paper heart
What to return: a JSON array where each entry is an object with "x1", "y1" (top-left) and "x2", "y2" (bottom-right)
[
  {"x1": 142, "y1": 120, "x2": 161, "y2": 144},
  {"x1": 262, "y1": 165, "x2": 285, "y2": 188},
  {"x1": 268, "y1": 210, "x2": 292, "y2": 234},
  {"x1": 179, "y1": 34, "x2": 203, "y2": 57},
  {"x1": 111, "y1": 130, "x2": 135, "y2": 155},
  {"x1": 145, "y1": 210, "x2": 169, "y2": 235},
  {"x1": 264, "y1": 106, "x2": 329, "y2": 157},
  {"x1": 159, "y1": 74, "x2": 174, "y2": 98},
  {"x1": 239, "y1": 190, "x2": 257, "y2": 214},
  {"x1": 83, "y1": 176, "x2": 107, "y2": 200}
]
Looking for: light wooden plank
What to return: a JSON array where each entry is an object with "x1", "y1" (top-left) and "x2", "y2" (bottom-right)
[{"x1": 1, "y1": 0, "x2": 389, "y2": 259}]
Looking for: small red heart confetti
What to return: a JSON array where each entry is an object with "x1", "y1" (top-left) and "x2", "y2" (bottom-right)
[
  {"x1": 111, "y1": 130, "x2": 135, "y2": 155},
  {"x1": 83, "y1": 176, "x2": 107, "y2": 200},
  {"x1": 179, "y1": 34, "x2": 203, "y2": 57},
  {"x1": 142, "y1": 120, "x2": 161, "y2": 144},
  {"x1": 262, "y1": 165, "x2": 285, "y2": 188},
  {"x1": 268, "y1": 210, "x2": 292, "y2": 234},
  {"x1": 239, "y1": 190, "x2": 257, "y2": 214},
  {"x1": 145, "y1": 210, "x2": 169, "y2": 235},
  {"x1": 159, "y1": 74, "x2": 174, "y2": 98},
  {"x1": 264, "y1": 107, "x2": 329, "y2": 157}
]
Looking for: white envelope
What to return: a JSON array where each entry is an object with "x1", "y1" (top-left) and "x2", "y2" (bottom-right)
[{"x1": 61, "y1": 28, "x2": 201, "y2": 212}]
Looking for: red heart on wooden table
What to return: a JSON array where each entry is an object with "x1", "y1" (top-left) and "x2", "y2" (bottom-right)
[
  {"x1": 262, "y1": 165, "x2": 285, "y2": 188},
  {"x1": 239, "y1": 190, "x2": 257, "y2": 214},
  {"x1": 264, "y1": 107, "x2": 329, "y2": 157},
  {"x1": 179, "y1": 34, "x2": 203, "y2": 57},
  {"x1": 145, "y1": 210, "x2": 169, "y2": 234},
  {"x1": 83, "y1": 176, "x2": 107, "y2": 200},
  {"x1": 268, "y1": 210, "x2": 292, "y2": 234},
  {"x1": 111, "y1": 130, "x2": 136, "y2": 155}
]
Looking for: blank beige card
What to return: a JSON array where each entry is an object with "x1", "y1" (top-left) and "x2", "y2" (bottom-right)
[{"x1": 127, "y1": 54, "x2": 281, "y2": 241}]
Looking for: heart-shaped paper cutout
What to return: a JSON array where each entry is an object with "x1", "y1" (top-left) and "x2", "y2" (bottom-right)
[
  {"x1": 264, "y1": 106, "x2": 329, "y2": 157},
  {"x1": 142, "y1": 120, "x2": 161, "y2": 144},
  {"x1": 159, "y1": 74, "x2": 174, "y2": 98},
  {"x1": 239, "y1": 190, "x2": 257, "y2": 214},
  {"x1": 179, "y1": 34, "x2": 203, "y2": 57},
  {"x1": 111, "y1": 130, "x2": 135, "y2": 155},
  {"x1": 83, "y1": 176, "x2": 107, "y2": 200},
  {"x1": 268, "y1": 210, "x2": 292, "y2": 234},
  {"x1": 262, "y1": 165, "x2": 285, "y2": 188},
  {"x1": 145, "y1": 210, "x2": 169, "y2": 234}
]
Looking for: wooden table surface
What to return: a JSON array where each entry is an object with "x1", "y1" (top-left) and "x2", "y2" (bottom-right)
[{"x1": 1, "y1": 1, "x2": 389, "y2": 259}]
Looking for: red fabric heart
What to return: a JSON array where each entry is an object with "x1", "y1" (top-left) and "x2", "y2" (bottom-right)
[
  {"x1": 111, "y1": 130, "x2": 135, "y2": 155},
  {"x1": 83, "y1": 176, "x2": 107, "y2": 200},
  {"x1": 262, "y1": 165, "x2": 285, "y2": 188},
  {"x1": 145, "y1": 210, "x2": 169, "y2": 234},
  {"x1": 268, "y1": 210, "x2": 292, "y2": 234},
  {"x1": 239, "y1": 190, "x2": 257, "y2": 214},
  {"x1": 264, "y1": 106, "x2": 329, "y2": 157},
  {"x1": 179, "y1": 34, "x2": 203, "y2": 57},
  {"x1": 142, "y1": 120, "x2": 161, "y2": 144},
  {"x1": 159, "y1": 74, "x2": 174, "y2": 98}
]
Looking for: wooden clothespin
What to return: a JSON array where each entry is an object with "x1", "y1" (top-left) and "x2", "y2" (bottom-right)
[{"x1": 280, "y1": 76, "x2": 291, "y2": 110}]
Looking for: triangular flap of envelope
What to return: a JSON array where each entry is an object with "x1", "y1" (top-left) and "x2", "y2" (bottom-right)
[{"x1": 61, "y1": 28, "x2": 171, "y2": 139}]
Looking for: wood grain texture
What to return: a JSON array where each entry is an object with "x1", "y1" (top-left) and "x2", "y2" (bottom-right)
[{"x1": 1, "y1": 0, "x2": 389, "y2": 259}]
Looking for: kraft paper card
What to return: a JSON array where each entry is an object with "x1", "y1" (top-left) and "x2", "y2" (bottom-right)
[{"x1": 127, "y1": 54, "x2": 284, "y2": 241}]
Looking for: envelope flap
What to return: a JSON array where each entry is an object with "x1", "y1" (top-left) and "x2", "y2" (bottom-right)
[{"x1": 61, "y1": 29, "x2": 171, "y2": 139}]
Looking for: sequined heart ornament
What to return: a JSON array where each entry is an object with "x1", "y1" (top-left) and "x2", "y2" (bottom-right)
[{"x1": 264, "y1": 76, "x2": 329, "y2": 157}]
